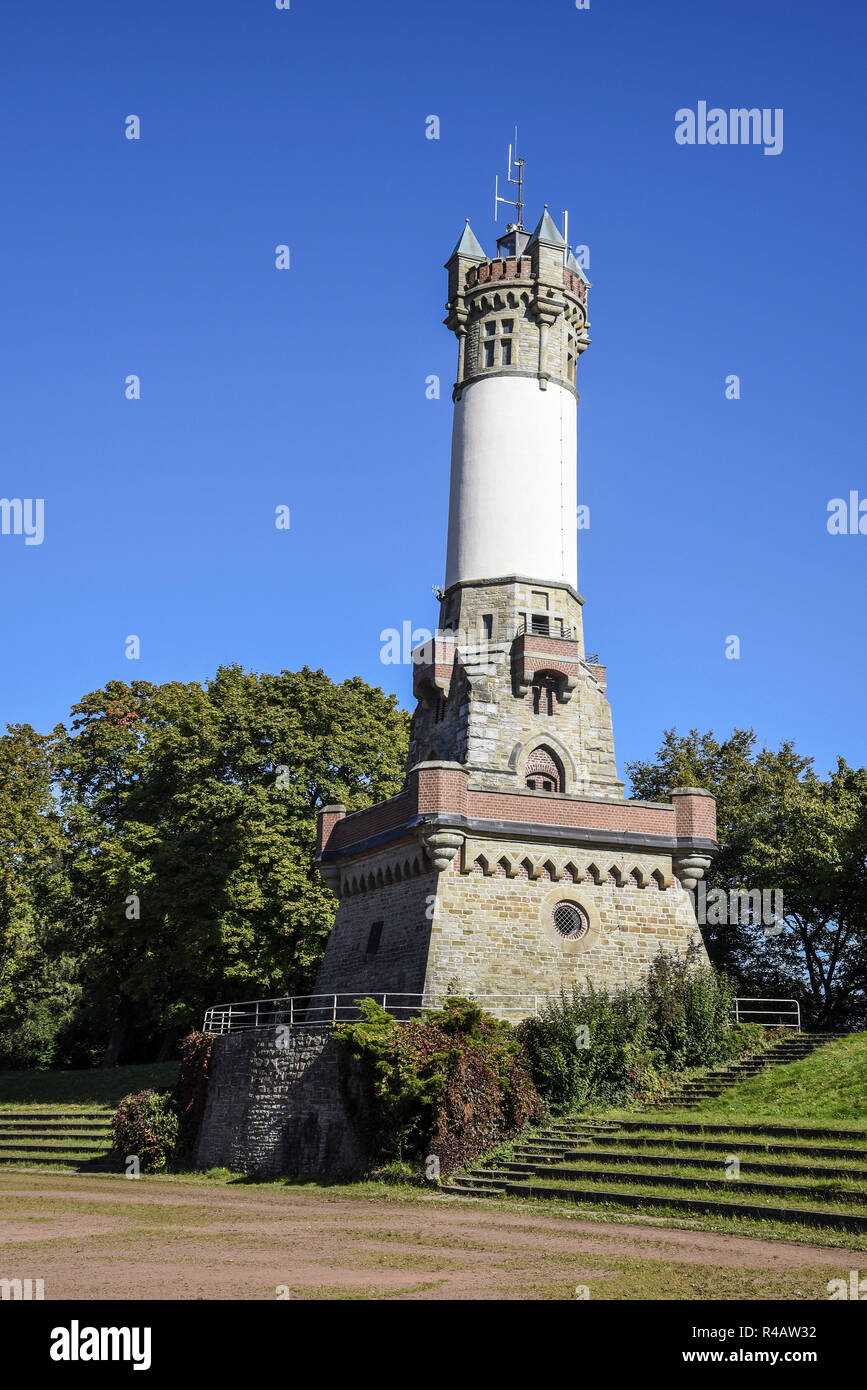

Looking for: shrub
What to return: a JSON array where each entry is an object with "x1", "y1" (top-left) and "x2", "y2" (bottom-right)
[
  {"x1": 112, "y1": 1089, "x2": 179, "y2": 1173},
  {"x1": 336, "y1": 997, "x2": 543, "y2": 1177},
  {"x1": 174, "y1": 1031, "x2": 215, "y2": 1158},
  {"x1": 717, "y1": 1021, "x2": 773, "y2": 1062},
  {"x1": 516, "y1": 980, "x2": 653, "y2": 1109},
  {"x1": 518, "y1": 953, "x2": 739, "y2": 1111},
  {"x1": 644, "y1": 951, "x2": 733, "y2": 1069}
]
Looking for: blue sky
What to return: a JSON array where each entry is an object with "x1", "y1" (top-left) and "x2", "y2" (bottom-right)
[{"x1": 0, "y1": 0, "x2": 864, "y2": 788}]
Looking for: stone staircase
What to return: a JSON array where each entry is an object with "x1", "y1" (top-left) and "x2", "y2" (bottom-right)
[
  {"x1": 440, "y1": 1033, "x2": 867, "y2": 1233},
  {"x1": 441, "y1": 1115, "x2": 867, "y2": 1233},
  {"x1": 649, "y1": 1032, "x2": 849, "y2": 1110},
  {"x1": 0, "y1": 1109, "x2": 117, "y2": 1171}
]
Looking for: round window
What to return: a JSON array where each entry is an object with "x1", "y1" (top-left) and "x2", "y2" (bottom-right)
[{"x1": 553, "y1": 901, "x2": 589, "y2": 940}]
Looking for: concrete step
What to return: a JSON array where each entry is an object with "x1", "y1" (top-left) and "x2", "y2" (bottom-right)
[
  {"x1": 0, "y1": 1127, "x2": 112, "y2": 1139},
  {"x1": 523, "y1": 1135, "x2": 581, "y2": 1144},
  {"x1": 496, "y1": 1180, "x2": 867, "y2": 1233},
  {"x1": 577, "y1": 1135, "x2": 867, "y2": 1161},
  {"x1": 551, "y1": 1120, "x2": 621, "y2": 1129},
  {"x1": 441, "y1": 1180, "x2": 505, "y2": 1196},
  {"x1": 513, "y1": 1149, "x2": 570, "y2": 1161},
  {"x1": 469, "y1": 1166, "x2": 534, "y2": 1178},
  {"x1": 0, "y1": 1111, "x2": 112, "y2": 1121},
  {"x1": 530, "y1": 1149, "x2": 867, "y2": 1183},
  {"x1": 616, "y1": 1120, "x2": 867, "y2": 1141},
  {"x1": 649, "y1": 1033, "x2": 848, "y2": 1109},
  {"x1": 0, "y1": 1154, "x2": 119, "y2": 1169},
  {"x1": 521, "y1": 1164, "x2": 867, "y2": 1207},
  {"x1": 0, "y1": 1142, "x2": 111, "y2": 1156}
]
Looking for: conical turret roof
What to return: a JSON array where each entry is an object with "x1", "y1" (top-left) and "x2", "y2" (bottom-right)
[
  {"x1": 446, "y1": 219, "x2": 487, "y2": 263},
  {"x1": 525, "y1": 206, "x2": 565, "y2": 250},
  {"x1": 566, "y1": 248, "x2": 591, "y2": 285}
]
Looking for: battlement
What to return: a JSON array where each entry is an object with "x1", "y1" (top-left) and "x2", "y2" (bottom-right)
[
  {"x1": 465, "y1": 256, "x2": 531, "y2": 288},
  {"x1": 464, "y1": 257, "x2": 587, "y2": 304}
]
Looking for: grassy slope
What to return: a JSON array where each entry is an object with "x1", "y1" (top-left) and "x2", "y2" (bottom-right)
[
  {"x1": 0, "y1": 1064, "x2": 179, "y2": 1109},
  {"x1": 645, "y1": 1033, "x2": 867, "y2": 1126}
]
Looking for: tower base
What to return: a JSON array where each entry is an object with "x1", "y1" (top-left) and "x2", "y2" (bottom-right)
[{"x1": 314, "y1": 765, "x2": 716, "y2": 1015}]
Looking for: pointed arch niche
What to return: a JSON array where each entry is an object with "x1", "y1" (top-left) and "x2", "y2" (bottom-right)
[{"x1": 524, "y1": 744, "x2": 565, "y2": 793}]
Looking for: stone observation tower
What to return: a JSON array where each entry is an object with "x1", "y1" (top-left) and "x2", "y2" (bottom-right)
[{"x1": 314, "y1": 182, "x2": 717, "y2": 1011}]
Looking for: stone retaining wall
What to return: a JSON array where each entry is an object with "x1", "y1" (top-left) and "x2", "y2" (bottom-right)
[{"x1": 195, "y1": 1027, "x2": 371, "y2": 1180}]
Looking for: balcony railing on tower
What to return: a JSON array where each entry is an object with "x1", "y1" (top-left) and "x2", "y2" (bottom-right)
[{"x1": 513, "y1": 617, "x2": 576, "y2": 640}]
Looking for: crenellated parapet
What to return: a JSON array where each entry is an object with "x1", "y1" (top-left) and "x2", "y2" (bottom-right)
[
  {"x1": 465, "y1": 255, "x2": 533, "y2": 288},
  {"x1": 464, "y1": 259, "x2": 588, "y2": 306}
]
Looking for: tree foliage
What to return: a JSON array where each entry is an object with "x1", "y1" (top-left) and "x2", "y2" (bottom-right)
[
  {"x1": 0, "y1": 724, "x2": 77, "y2": 1067},
  {"x1": 1, "y1": 667, "x2": 409, "y2": 1065},
  {"x1": 627, "y1": 728, "x2": 867, "y2": 1028}
]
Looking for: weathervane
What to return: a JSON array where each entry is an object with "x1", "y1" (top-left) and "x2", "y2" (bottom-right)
[{"x1": 494, "y1": 128, "x2": 525, "y2": 230}]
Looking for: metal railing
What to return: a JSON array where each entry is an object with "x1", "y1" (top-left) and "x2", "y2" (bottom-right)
[
  {"x1": 514, "y1": 618, "x2": 575, "y2": 640},
  {"x1": 204, "y1": 992, "x2": 800, "y2": 1035},
  {"x1": 203, "y1": 992, "x2": 540, "y2": 1034},
  {"x1": 731, "y1": 997, "x2": 801, "y2": 1029}
]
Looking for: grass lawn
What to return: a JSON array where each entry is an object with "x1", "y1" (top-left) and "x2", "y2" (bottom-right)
[
  {"x1": 640, "y1": 1033, "x2": 867, "y2": 1127},
  {"x1": 0, "y1": 1064, "x2": 179, "y2": 1109}
]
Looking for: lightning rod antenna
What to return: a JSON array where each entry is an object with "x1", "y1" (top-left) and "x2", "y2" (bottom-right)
[{"x1": 494, "y1": 127, "x2": 525, "y2": 229}]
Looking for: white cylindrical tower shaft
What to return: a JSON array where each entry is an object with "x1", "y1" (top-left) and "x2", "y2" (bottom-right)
[{"x1": 445, "y1": 376, "x2": 577, "y2": 589}]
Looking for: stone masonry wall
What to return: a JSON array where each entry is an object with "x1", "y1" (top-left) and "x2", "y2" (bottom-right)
[
  {"x1": 457, "y1": 253, "x2": 588, "y2": 394},
  {"x1": 425, "y1": 853, "x2": 705, "y2": 1001},
  {"x1": 313, "y1": 857, "x2": 438, "y2": 998},
  {"x1": 195, "y1": 1028, "x2": 372, "y2": 1179},
  {"x1": 408, "y1": 577, "x2": 621, "y2": 799}
]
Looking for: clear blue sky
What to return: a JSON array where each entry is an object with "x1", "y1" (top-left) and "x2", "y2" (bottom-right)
[{"x1": 1, "y1": 0, "x2": 864, "y2": 788}]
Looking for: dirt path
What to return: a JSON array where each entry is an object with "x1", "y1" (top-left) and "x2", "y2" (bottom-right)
[{"x1": 0, "y1": 1173, "x2": 858, "y2": 1300}]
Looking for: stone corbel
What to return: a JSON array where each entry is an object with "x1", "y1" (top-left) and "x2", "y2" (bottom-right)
[
  {"x1": 530, "y1": 292, "x2": 564, "y2": 328},
  {"x1": 462, "y1": 664, "x2": 494, "y2": 692},
  {"x1": 672, "y1": 853, "x2": 712, "y2": 892},
  {"x1": 555, "y1": 673, "x2": 579, "y2": 704},
  {"x1": 422, "y1": 829, "x2": 465, "y2": 873},
  {"x1": 444, "y1": 299, "x2": 468, "y2": 335},
  {"x1": 317, "y1": 862, "x2": 342, "y2": 896}
]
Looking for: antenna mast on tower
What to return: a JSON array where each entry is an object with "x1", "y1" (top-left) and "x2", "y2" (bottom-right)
[{"x1": 494, "y1": 129, "x2": 525, "y2": 230}]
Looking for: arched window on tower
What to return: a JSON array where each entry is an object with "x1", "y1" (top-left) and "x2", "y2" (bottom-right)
[{"x1": 525, "y1": 745, "x2": 563, "y2": 793}]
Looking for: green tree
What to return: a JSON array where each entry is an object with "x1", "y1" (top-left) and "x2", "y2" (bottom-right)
[
  {"x1": 627, "y1": 729, "x2": 867, "y2": 1028},
  {"x1": 56, "y1": 666, "x2": 410, "y2": 1063},
  {"x1": 0, "y1": 724, "x2": 76, "y2": 1066}
]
